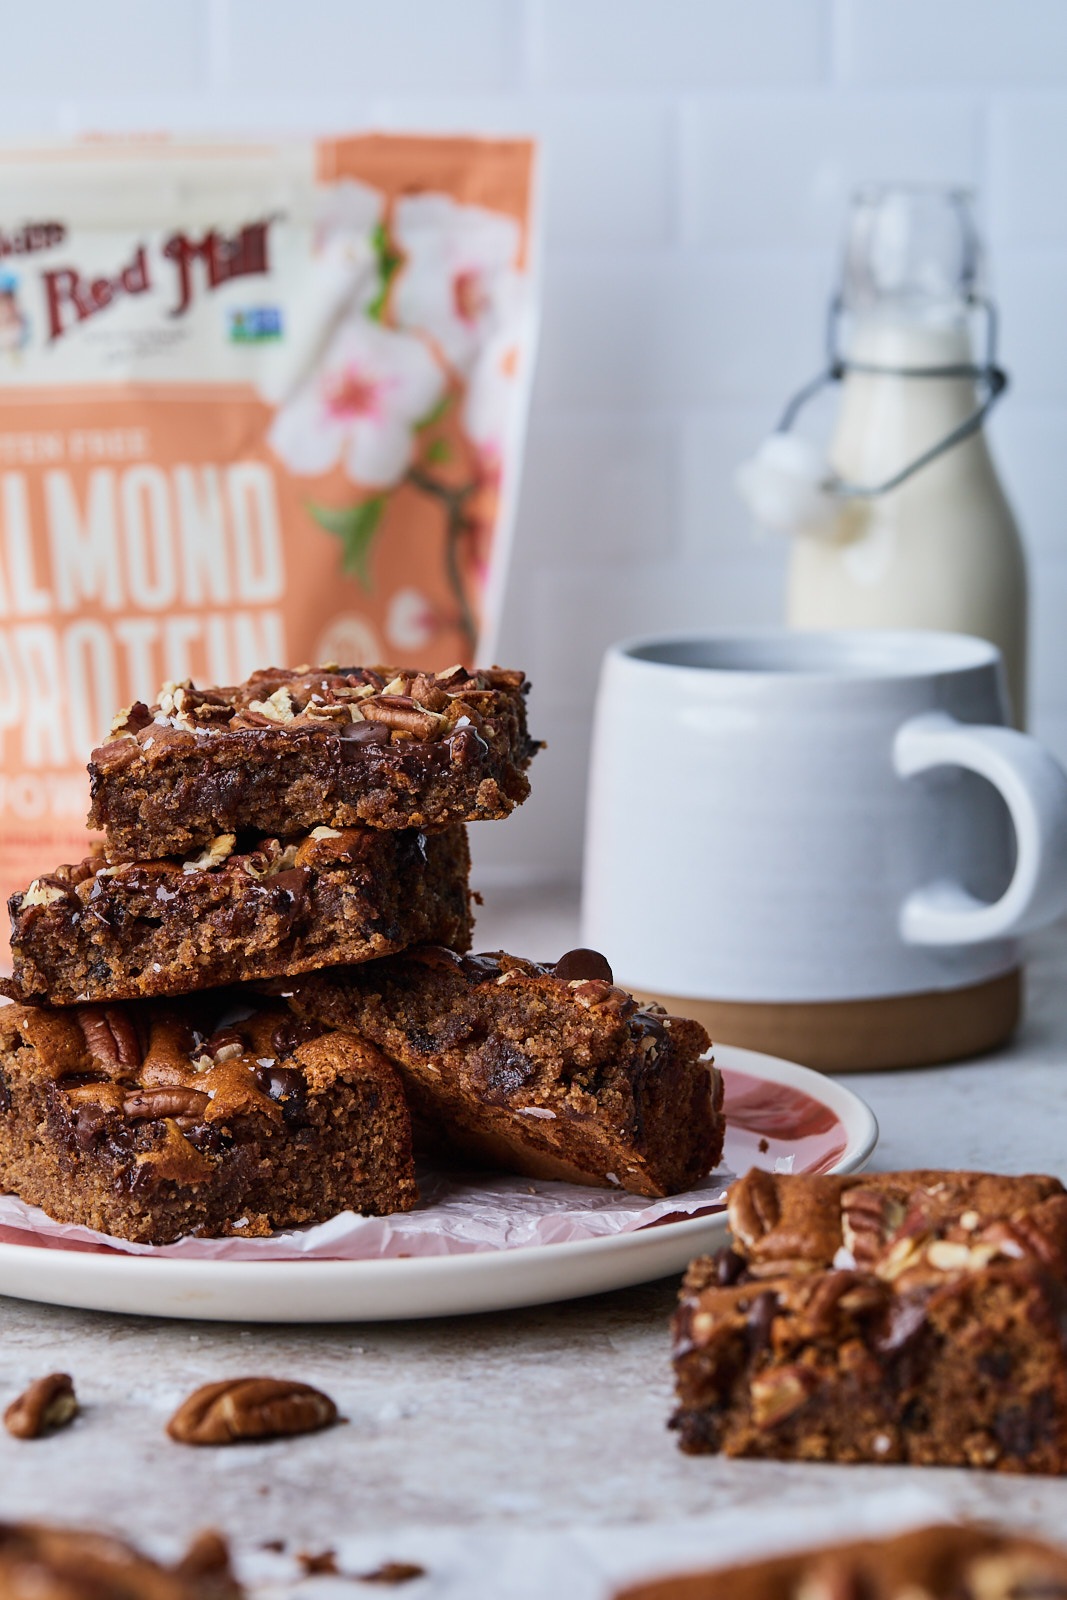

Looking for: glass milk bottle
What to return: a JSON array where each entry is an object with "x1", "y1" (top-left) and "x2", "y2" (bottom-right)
[{"x1": 743, "y1": 186, "x2": 1028, "y2": 724}]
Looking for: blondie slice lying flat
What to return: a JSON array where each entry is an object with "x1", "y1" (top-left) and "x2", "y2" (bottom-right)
[
  {"x1": 88, "y1": 664, "x2": 540, "y2": 858},
  {"x1": 0, "y1": 993, "x2": 417, "y2": 1243},
  {"x1": 279, "y1": 946, "x2": 723, "y2": 1198},
  {"x1": 671, "y1": 1169, "x2": 1067, "y2": 1471},
  {"x1": 613, "y1": 1524, "x2": 1067, "y2": 1600},
  {"x1": 2, "y1": 825, "x2": 472, "y2": 1005}
]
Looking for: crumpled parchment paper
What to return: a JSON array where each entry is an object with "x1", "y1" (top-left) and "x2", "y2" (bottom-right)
[{"x1": 0, "y1": 1163, "x2": 733, "y2": 1260}]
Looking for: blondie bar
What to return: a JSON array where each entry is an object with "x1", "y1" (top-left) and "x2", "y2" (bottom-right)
[
  {"x1": 88, "y1": 665, "x2": 540, "y2": 858},
  {"x1": 613, "y1": 1523, "x2": 1067, "y2": 1600},
  {"x1": 671, "y1": 1170, "x2": 1067, "y2": 1471},
  {"x1": 0, "y1": 993, "x2": 417, "y2": 1243},
  {"x1": 3, "y1": 825, "x2": 472, "y2": 1005},
  {"x1": 278, "y1": 946, "x2": 723, "y2": 1197}
]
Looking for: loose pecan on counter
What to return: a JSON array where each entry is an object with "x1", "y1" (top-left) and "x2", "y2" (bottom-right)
[
  {"x1": 166, "y1": 1377, "x2": 338, "y2": 1445},
  {"x1": 4, "y1": 1373, "x2": 79, "y2": 1439}
]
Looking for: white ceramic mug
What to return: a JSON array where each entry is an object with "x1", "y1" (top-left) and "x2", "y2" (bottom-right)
[{"x1": 581, "y1": 630, "x2": 1067, "y2": 1070}]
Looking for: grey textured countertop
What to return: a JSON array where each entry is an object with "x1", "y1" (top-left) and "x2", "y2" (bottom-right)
[{"x1": 2, "y1": 886, "x2": 1066, "y2": 1596}]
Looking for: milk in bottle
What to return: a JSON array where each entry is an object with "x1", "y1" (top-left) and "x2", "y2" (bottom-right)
[{"x1": 740, "y1": 186, "x2": 1027, "y2": 723}]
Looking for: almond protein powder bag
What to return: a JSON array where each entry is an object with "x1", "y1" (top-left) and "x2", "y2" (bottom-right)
[{"x1": 0, "y1": 134, "x2": 538, "y2": 951}]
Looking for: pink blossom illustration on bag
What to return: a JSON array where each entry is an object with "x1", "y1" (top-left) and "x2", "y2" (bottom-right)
[
  {"x1": 276, "y1": 185, "x2": 529, "y2": 655},
  {"x1": 268, "y1": 316, "x2": 444, "y2": 488},
  {"x1": 392, "y1": 195, "x2": 522, "y2": 374}
]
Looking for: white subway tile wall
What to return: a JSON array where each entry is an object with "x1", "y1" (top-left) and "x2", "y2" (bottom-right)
[{"x1": 6, "y1": 0, "x2": 1066, "y2": 881}]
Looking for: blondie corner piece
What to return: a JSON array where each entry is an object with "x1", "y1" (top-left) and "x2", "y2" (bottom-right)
[
  {"x1": 278, "y1": 946, "x2": 723, "y2": 1198},
  {"x1": 3, "y1": 825, "x2": 472, "y2": 1006},
  {"x1": 0, "y1": 993, "x2": 417, "y2": 1244},
  {"x1": 88, "y1": 664, "x2": 541, "y2": 858},
  {"x1": 612, "y1": 1524, "x2": 1067, "y2": 1600},
  {"x1": 0, "y1": 1525, "x2": 242, "y2": 1600},
  {"x1": 671, "y1": 1169, "x2": 1067, "y2": 1472}
]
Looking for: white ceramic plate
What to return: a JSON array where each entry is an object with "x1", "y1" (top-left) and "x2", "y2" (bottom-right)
[{"x1": 0, "y1": 1045, "x2": 876, "y2": 1322}]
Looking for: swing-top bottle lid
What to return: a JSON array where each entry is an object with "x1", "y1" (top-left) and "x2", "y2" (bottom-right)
[{"x1": 841, "y1": 184, "x2": 983, "y2": 316}]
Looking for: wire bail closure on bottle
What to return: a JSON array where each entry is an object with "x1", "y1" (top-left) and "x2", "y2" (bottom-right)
[{"x1": 777, "y1": 294, "x2": 1008, "y2": 499}]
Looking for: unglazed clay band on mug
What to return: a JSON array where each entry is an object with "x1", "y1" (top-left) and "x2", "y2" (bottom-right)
[{"x1": 895, "y1": 711, "x2": 1067, "y2": 945}]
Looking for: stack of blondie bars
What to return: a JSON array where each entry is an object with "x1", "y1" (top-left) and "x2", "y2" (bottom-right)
[{"x1": 0, "y1": 664, "x2": 724, "y2": 1245}]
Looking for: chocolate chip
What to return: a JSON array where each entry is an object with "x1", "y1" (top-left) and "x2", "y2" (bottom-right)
[
  {"x1": 874, "y1": 1289, "x2": 933, "y2": 1355},
  {"x1": 472, "y1": 1035, "x2": 534, "y2": 1102},
  {"x1": 340, "y1": 720, "x2": 391, "y2": 745},
  {"x1": 74, "y1": 1104, "x2": 110, "y2": 1150},
  {"x1": 714, "y1": 1247, "x2": 746, "y2": 1287},
  {"x1": 269, "y1": 1018, "x2": 320, "y2": 1055},
  {"x1": 461, "y1": 953, "x2": 504, "y2": 982},
  {"x1": 552, "y1": 948, "x2": 614, "y2": 984},
  {"x1": 977, "y1": 1348, "x2": 1014, "y2": 1381},
  {"x1": 255, "y1": 1064, "x2": 309, "y2": 1127},
  {"x1": 745, "y1": 1290, "x2": 778, "y2": 1354},
  {"x1": 994, "y1": 1404, "x2": 1034, "y2": 1457},
  {"x1": 185, "y1": 1123, "x2": 226, "y2": 1155},
  {"x1": 269, "y1": 867, "x2": 311, "y2": 901},
  {"x1": 994, "y1": 1391, "x2": 1055, "y2": 1457}
]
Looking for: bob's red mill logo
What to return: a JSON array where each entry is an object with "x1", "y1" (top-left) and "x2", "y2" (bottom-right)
[{"x1": 40, "y1": 218, "x2": 274, "y2": 340}]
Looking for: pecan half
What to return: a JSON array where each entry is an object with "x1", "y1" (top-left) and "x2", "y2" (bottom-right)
[
  {"x1": 166, "y1": 1377, "x2": 338, "y2": 1445},
  {"x1": 203, "y1": 1026, "x2": 248, "y2": 1063},
  {"x1": 4, "y1": 1373, "x2": 78, "y2": 1439},
  {"x1": 74, "y1": 1005, "x2": 142, "y2": 1074},
  {"x1": 728, "y1": 1168, "x2": 781, "y2": 1248},
  {"x1": 360, "y1": 698, "x2": 448, "y2": 740},
  {"x1": 840, "y1": 1187, "x2": 907, "y2": 1264},
  {"x1": 408, "y1": 674, "x2": 450, "y2": 711},
  {"x1": 123, "y1": 1087, "x2": 210, "y2": 1122}
]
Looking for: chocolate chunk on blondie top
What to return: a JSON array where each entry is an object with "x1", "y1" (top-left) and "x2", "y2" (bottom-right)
[
  {"x1": 613, "y1": 1523, "x2": 1067, "y2": 1600},
  {"x1": 671, "y1": 1169, "x2": 1067, "y2": 1472},
  {"x1": 0, "y1": 993, "x2": 417, "y2": 1244},
  {"x1": 279, "y1": 947, "x2": 723, "y2": 1198},
  {"x1": 88, "y1": 664, "x2": 541, "y2": 858},
  {"x1": 3, "y1": 824, "x2": 472, "y2": 1005}
]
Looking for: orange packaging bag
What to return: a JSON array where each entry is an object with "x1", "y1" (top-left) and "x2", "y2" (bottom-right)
[{"x1": 0, "y1": 133, "x2": 539, "y2": 949}]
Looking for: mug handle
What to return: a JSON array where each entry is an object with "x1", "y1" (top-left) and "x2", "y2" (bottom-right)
[{"x1": 894, "y1": 711, "x2": 1067, "y2": 946}]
